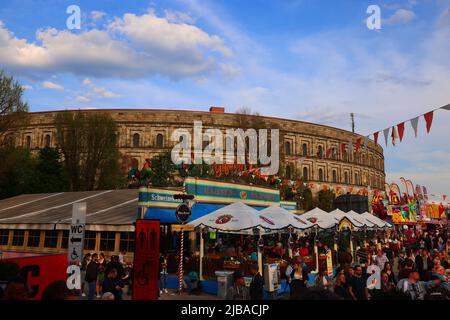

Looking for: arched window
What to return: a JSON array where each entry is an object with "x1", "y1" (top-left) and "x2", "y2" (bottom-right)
[
  {"x1": 156, "y1": 134, "x2": 164, "y2": 148},
  {"x1": 286, "y1": 165, "x2": 292, "y2": 179},
  {"x1": 331, "y1": 147, "x2": 336, "y2": 159},
  {"x1": 302, "y1": 143, "x2": 308, "y2": 157},
  {"x1": 25, "y1": 136, "x2": 31, "y2": 149},
  {"x1": 355, "y1": 172, "x2": 359, "y2": 185},
  {"x1": 302, "y1": 167, "x2": 309, "y2": 181},
  {"x1": 332, "y1": 170, "x2": 337, "y2": 183},
  {"x1": 132, "y1": 133, "x2": 140, "y2": 147},
  {"x1": 44, "y1": 134, "x2": 51, "y2": 148},
  {"x1": 285, "y1": 141, "x2": 291, "y2": 156},
  {"x1": 344, "y1": 171, "x2": 349, "y2": 184},
  {"x1": 318, "y1": 168, "x2": 324, "y2": 181},
  {"x1": 317, "y1": 145, "x2": 323, "y2": 158}
]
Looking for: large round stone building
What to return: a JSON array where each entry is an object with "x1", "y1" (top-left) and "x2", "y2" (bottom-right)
[{"x1": 9, "y1": 107, "x2": 385, "y2": 194}]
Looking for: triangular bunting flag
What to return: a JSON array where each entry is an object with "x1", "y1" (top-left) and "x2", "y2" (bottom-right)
[
  {"x1": 374, "y1": 132, "x2": 379, "y2": 145},
  {"x1": 355, "y1": 138, "x2": 362, "y2": 152},
  {"x1": 424, "y1": 111, "x2": 434, "y2": 134},
  {"x1": 410, "y1": 117, "x2": 419, "y2": 138},
  {"x1": 364, "y1": 136, "x2": 369, "y2": 150},
  {"x1": 383, "y1": 128, "x2": 390, "y2": 146},
  {"x1": 391, "y1": 126, "x2": 397, "y2": 146},
  {"x1": 397, "y1": 122, "x2": 405, "y2": 142},
  {"x1": 441, "y1": 104, "x2": 450, "y2": 110}
]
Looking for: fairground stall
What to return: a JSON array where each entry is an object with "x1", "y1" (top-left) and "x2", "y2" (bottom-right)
[{"x1": 139, "y1": 178, "x2": 392, "y2": 296}]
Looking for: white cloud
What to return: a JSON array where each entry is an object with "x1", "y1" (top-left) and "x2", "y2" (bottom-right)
[
  {"x1": 75, "y1": 95, "x2": 91, "y2": 103},
  {"x1": 81, "y1": 78, "x2": 121, "y2": 99},
  {"x1": 91, "y1": 11, "x2": 106, "y2": 21},
  {"x1": 41, "y1": 80, "x2": 64, "y2": 90},
  {"x1": 0, "y1": 10, "x2": 233, "y2": 79},
  {"x1": 22, "y1": 85, "x2": 32, "y2": 90},
  {"x1": 384, "y1": 9, "x2": 416, "y2": 25}
]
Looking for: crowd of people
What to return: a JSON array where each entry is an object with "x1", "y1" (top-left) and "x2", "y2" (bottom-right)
[
  {"x1": 221, "y1": 226, "x2": 449, "y2": 300},
  {"x1": 79, "y1": 252, "x2": 131, "y2": 300}
]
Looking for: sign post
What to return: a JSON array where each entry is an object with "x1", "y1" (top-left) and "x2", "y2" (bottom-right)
[
  {"x1": 174, "y1": 194, "x2": 194, "y2": 294},
  {"x1": 132, "y1": 220, "x2": 160, "y2": 300},
  {"x1": 68, "y1": 202, "x2": 86, "y2": 265}
]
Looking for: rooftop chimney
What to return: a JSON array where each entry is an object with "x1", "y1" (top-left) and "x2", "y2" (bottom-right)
[{"x1": 209, "y1": 106, "x2": 225, "y2": 113}]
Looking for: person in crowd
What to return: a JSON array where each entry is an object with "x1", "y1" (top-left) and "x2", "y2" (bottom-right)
[
  {"x1": 332, "y1": 268, "x2": 352, "y2": 300},
  {"x1": 383, "y1": 262, "x2": 397, "y2": 285},
  {"x1": 273, "y1": 242, "x2": 285, "y2": 258},
  {"x1": 343, "y1": 266, "x2": 355, "y2": 289},
  {"x1": 290, "y1": 271, "x2": 308, "y2": 298},
  {"x1": 41, "y1": 280, "x2": 79, "y2": 300},
  {"x1": 374, "y1": 249, "x2": 389, "y2": 271},
  {"x1": 347, "y1": 265, "x2": 369, "y2": 300},
  {"x1": 285, "y1": 258, "x2": 296, "y2": 290},
  {"x1": 397, "y1": 270, "x2": 427, "y2": 300},
  {"x1": 105, "y1": 255, "x2": 125, "y2": 281},
  {"x1": 85, "y1": 253, "x2": 99, "y2": 300},
  {"x1": 96, "y1": 252, "x2": 107, "y2": 299},
  {"x1": 398, "y1": 259, "x2": 415, "y2": 280},
  {"x1": 80, "y1": 253, "x2": 91, "y2": 297},
  {"x1": 314, "y1": 270, "x2": 331, "y2": 291},
  {"x1": 380, "y1": 271, "x2": 396, "y2": 294},
  {"x1": 159, "y1": 253, "x2": 168, "y2": 295},
  {"x1": 415, "y1": 249, "x2": 432, "y2": 280},
  {"x1": 102, "y1": 268, "x2": 123, "y2": 300},
  {"x1": 249, "y1": 264, "x2": 264, "y2": 300},
  {"x1": 226, "y1": 271, "x2": 249, "y2": 300},
  {"x1": 188, "y1": 270, "x2": 201, "y2": 295}
]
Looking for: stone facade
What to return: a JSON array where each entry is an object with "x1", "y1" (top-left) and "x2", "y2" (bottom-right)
[{"x1": 8, "y1": 108, "x2": 385, "y2": 191}]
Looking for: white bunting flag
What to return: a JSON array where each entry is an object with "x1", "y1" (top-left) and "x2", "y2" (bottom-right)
[
  {"x1": 383, "y1": 128, "x2": 390, "y2": 146},
  {"x1": 410, "y1": 117, "x2": 419, "y2": 138},
  {"x1": 364, "y1": 136, "x2": 369, "y2": 150}
]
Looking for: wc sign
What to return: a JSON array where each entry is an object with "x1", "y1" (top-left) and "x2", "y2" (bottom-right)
[{"x1": 68, "y1": 202, "x2": 86, "y2": 264}]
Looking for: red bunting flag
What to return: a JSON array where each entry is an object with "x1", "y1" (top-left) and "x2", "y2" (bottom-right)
[
  {"x1": 397, "y1": 122, "x2": 405, "y2": 142},
  {"x1": 374, "y1": 132, "x2": 379, "y2": 145},
  {"x1": 424, "y1": 111, "x2": 434, "y2": 133},
  {"x1": 391, "y1": 126, "x2": 397, "y2": 146},
  {"x1": 355, "y1": 138, "x2": 362, "y2": 152}
]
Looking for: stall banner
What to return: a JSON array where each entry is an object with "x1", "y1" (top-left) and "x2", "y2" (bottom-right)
[
  {"x1": 3, "y1": 253, "x2": 68, "y2": 300},
  {"x1": 132, "y1": 219, "x2": 160, "y2": 300},
  {"x1": 138, "y1": 187, "x2": 182, "y2": 208},
  {"x1": 184, "y1": 177, "x2": 280, "y2": 206},
  {"x1": 326, "y1": 251, "x2": 333, "y2": 277}
]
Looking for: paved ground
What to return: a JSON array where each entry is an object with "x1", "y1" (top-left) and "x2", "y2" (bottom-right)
[{"x1": 159, "y1": 289, "x2": 220, "y2": 300}]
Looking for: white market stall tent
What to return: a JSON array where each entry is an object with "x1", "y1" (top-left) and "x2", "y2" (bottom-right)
[
  {"x1": 188, "y1": 202, "x2": 277, "y2": 234},
  {"x1": 298, "y1": 207, "x2": 337, "y2": 229},
  {"x1": 258, "y1": 205, "x2": 315, "y2": 231}
]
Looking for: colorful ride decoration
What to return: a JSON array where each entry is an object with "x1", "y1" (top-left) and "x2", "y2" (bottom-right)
[{"x1": 389, "y1": 201, "x2": 418, "y2": 224}]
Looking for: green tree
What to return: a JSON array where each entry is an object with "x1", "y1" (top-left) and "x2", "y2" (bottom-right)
[
  {"x1": 148, "y1": 153, "x2": 179, "y2": 187},
  {"x1": 32, "y1": 147, "x2": 66, "y2": 193},
  {"x1": 54, "y1": 111, "x2": 121, "y2": 191},
  {"x1": 316, "y1": 189, "x2": 336, "y2": 212},
  {"x1": 0, "y1": 147, "x2": 36, "y2": 199},
  {"x1": 0, "y1": 70, "x2": 28, "y2": 144}
]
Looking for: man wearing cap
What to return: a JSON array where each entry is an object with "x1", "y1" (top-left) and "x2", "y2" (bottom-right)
[{"x1": 226, "y1": 271, "x2": 250, "y2": 300}]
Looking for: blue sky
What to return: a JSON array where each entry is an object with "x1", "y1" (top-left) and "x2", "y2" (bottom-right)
[{"x1": 0, "y1": 0, "x2": 449, "y2": 195}]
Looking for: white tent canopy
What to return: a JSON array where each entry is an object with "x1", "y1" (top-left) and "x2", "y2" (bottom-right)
[
  {"x1": 188, "y1": 202, "x2": 276, "y2": 234},
  {"x1": 298, "y1": 207, "x2": 336, "y2": 229},
  {"x1": 258, "y1": 205, "x2": 314, "y2": 230},
  {"x1": 360, "y1": 211, "x2": 392, "y2": 228}
]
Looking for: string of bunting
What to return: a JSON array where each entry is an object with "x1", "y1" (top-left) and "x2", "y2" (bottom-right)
[{"x1": 363, "y1": 104, "x2": 449, "y2": 149}]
